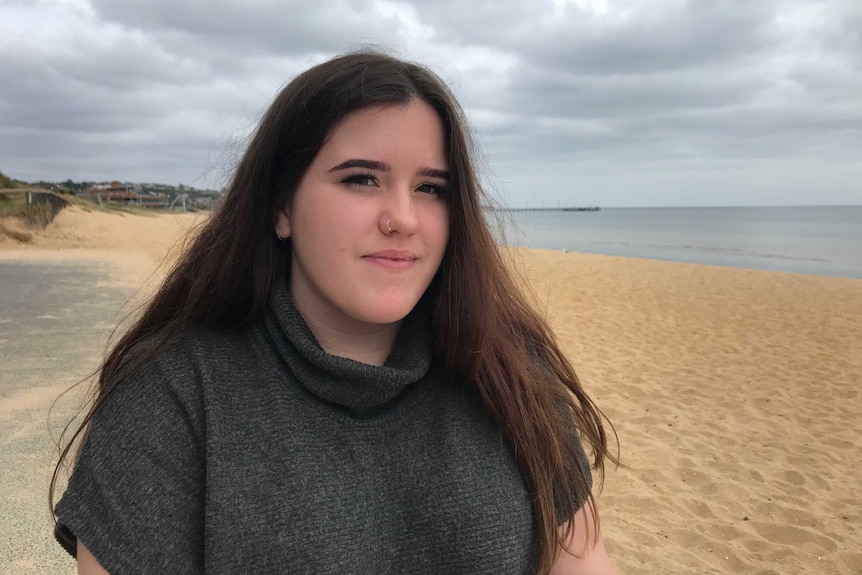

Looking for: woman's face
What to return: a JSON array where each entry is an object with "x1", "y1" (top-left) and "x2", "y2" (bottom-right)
[{"x1": 275, "y1": 98, "x2": 450, "y2": 334}]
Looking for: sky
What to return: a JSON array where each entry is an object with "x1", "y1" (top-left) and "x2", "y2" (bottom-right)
[{"x1": 1, "y1": 0, "x2": 860, "y2": 208}]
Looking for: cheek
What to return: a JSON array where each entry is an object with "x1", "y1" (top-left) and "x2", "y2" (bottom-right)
[
  {"x1": 295, "y1": 214, "x2": 364, "y2": 266},
  {"x1": 319, "y1": 196, "x2": 375, "y2": 233},
  {"x1": 430, "y1": 207, "x2": 450, "y2": 251}
]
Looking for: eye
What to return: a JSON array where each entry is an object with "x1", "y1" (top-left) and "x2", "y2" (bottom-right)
[
  {"x1": 416, "y1": 182, "x2": 448, "y2": 196},
  {"x1": 341, "y1": 173, "x2": 378, "y2": 187}
]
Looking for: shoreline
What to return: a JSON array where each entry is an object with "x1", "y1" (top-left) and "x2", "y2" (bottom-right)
[
  {"x1": 6, "y1": 240, "x2": 862, "y2": 283},
  {"x1": 506, "y1": 204, "x2": 862, "y2": 279},
  {"x1": 505, "y1": 243, "x2": 862, "y2": 281},
  {"x1": 4, "y1": 204, "x2": 862, "y2": 281},
  {"x1": 518, "y1": 247, "x2": 862, "y2": 281}
]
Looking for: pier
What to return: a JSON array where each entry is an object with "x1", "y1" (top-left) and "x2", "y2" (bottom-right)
[{"x1": 497, "y1": 206, "x2": 600, "y2": 212}]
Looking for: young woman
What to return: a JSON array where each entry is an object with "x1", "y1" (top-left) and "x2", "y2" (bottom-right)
[{"x1": 52, "y1": 51, "x2": 617, "y2": 575}]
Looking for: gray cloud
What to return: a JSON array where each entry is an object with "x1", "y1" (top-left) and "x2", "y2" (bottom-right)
[{"x1": 1, "y1": 0, "x2": 860, "y2": 206}]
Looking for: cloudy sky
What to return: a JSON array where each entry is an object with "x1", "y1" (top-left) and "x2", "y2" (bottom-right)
[{"x1": 1, "y1": 0, "x2": 860, "y2": 207}]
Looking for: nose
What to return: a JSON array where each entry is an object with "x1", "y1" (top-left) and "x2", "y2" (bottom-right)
[{"x1": 381, "y1": 185, "x2": 419, "y2": 236}]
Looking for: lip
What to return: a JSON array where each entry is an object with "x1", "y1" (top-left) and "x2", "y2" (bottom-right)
[{"x1": 363, "y1": 249, "x2": 418, "y2": 270}]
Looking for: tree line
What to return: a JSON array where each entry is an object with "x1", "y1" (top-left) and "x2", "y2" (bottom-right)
[{"x1": 1, "y1": 170, "x2": 92, "y2": 193}]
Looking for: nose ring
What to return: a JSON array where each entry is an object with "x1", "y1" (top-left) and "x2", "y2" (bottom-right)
[{"x1": 386, "y1": 218, "x2": 393, "y2": 234}]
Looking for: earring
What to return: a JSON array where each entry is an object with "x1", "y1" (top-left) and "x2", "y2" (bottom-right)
[{"x1": 275, "y1": 228, "x2": 289, "y2": 241}]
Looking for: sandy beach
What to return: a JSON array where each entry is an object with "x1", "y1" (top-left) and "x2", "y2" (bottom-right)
[{"x1": 2, "y1": 207, "x2": 860, "y2": 574}]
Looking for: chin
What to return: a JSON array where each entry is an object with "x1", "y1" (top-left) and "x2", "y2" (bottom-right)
[
  {"x1": 361, "y1": 309, "x2": 413, "y2": 326},
  {"x1": 359, "y1": 296, "x2": 421, "y2": 325}
]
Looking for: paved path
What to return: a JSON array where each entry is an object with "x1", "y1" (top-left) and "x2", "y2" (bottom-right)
[{"x1": 1, "y1": 256, "x2": 137, "y2": 574}]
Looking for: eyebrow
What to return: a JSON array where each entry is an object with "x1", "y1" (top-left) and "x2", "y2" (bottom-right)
[{"x1": 328, "y1": 158, "x2": 449, "y2": 180}]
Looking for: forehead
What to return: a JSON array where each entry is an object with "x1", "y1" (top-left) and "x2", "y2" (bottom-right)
[{"x1": 317, "y1": 100, "x2": 447, "y2": 166}]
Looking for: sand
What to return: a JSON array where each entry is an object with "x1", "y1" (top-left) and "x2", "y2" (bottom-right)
[
  {"x1": 2, "y1": 208, "x2": 860, "y2": 574},
  {"x1": 514, "y1": 249, "x2": 861, "y2": 574}
]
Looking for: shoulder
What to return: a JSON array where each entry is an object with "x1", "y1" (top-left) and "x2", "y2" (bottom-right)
[
  {"x1": 95, "y1": 325, "x2": 267, "y2": 431},
  {"x1": 149, "y1": 325, "x2": 261, "y2": 373},
  {"x1": 117, "y1": 324, "x2": 264, "y2": 390}
]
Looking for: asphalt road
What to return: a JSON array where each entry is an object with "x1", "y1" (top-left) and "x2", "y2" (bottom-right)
[{"x1": 1, "y1": 257, "x2": 136, "y2": 574}]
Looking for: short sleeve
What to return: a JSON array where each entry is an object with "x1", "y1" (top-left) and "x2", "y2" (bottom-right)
[
  {"x1": 54, "y1": 354, "x2": 206, "y2": 574},
  {"x1": 557, "y1": 429, "x2": 593, "y2": 517}
]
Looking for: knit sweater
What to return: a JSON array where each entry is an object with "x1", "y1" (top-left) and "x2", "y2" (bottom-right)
[{"x1": 54, "y1": 280, "x2": 591, "y2": 574}]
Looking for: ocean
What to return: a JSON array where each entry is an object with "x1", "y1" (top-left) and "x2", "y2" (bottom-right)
[{"x1": 502, "y1": 206, "x2": 862, "y2": 279}]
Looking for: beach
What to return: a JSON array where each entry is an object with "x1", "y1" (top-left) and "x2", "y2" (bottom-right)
[{"x1": 2, "y1": 208, "x2": 860, "y2": 574}]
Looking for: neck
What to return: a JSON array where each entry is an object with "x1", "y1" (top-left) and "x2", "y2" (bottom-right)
[{"x1": 291, "y1": 298, "x2": 400, "y2": 367}]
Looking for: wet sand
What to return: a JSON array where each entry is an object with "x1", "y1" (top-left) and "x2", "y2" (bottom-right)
[
  {"x1": 2, "y1": 207, "x2": 860, "y2": 574},
  {"x1": 0, "y1": 255, "x2": 145, "y2": 573}
]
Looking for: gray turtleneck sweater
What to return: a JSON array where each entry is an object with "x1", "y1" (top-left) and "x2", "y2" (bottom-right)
[{"x1": 55, "y1": 281, "x2": 590, "y2": 574}]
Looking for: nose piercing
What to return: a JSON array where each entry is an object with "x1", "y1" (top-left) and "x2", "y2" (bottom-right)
[{"x1": 386, "y1": 218, "x2": 393, "y2": 234}]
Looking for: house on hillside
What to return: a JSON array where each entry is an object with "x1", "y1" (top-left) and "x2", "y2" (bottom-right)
[{"x1": 86, "y1": 181, "x2": 168, "y2": 208}]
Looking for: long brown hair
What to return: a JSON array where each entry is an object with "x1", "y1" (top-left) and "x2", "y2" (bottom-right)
[{"x1": 52, "y1": 50, "x2": 616, "y2": 574}]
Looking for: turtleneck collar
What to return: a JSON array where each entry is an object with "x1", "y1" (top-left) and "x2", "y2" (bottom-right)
[{"x1": 263, "y1": 276, "x2": 433, "y2": 415}]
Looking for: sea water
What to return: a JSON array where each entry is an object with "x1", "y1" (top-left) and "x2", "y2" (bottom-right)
[{"x1": 502, "y1": 206, "x2": 862, "y2": 279}]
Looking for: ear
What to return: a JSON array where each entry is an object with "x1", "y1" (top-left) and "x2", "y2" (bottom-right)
[{"x1": 274, "y1": 208, "x2": 291, "y2": 239}]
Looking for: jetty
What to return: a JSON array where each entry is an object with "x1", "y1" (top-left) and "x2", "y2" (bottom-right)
[{"x1": 497, "y1": 206, "x2": 601, "y2": 212}]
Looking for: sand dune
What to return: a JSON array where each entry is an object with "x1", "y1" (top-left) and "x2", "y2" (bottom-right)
[
  {"x1": 2, "y1": 208, "x2": 860, "y2": 574},
  {"x1": 1, "y1": 205, "x2": 203, "y2": 272}
]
